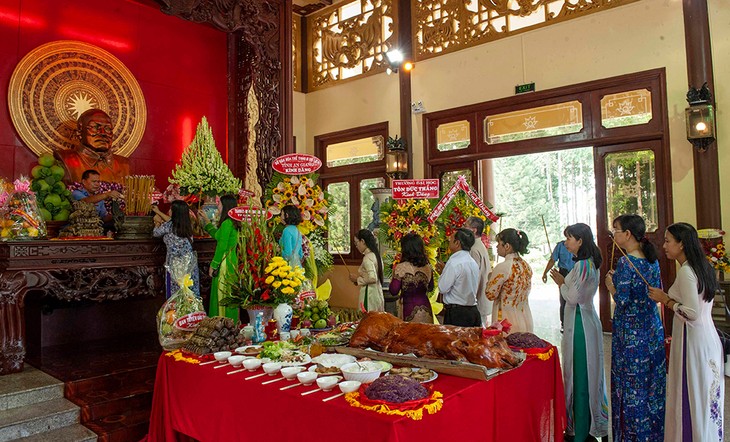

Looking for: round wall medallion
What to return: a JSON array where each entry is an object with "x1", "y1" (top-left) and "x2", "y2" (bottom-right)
[{"x1": 8, "y1": 40, "x2": 146, "y2": 158}]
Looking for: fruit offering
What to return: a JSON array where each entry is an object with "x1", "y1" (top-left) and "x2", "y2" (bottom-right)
[
  {"x1": 30, "y1": 153, "x2": 72, "y2": 222},
  {"x1": 296, "y1": 298, "x2": 337, "y2": 329},
  {"x1": 157, "y1": 289, "x2": 207, "y2": 351},
  {"x1": 0, "y1": 177, "x2": 47, "y2": 240}
]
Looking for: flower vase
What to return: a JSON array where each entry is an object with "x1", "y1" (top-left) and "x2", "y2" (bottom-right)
[
  {"x1": 246, "y1": 306, "x2": 273, "y2": 325},
  {"x1": 273, "y1": 303, "x2": 293, "y2": 334},
  {"x1": 201, "y1": 195, "x2": 219, "y2": 230}
]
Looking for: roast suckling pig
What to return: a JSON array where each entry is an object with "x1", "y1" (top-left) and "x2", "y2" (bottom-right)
[{"x1": 349, "y1": 312, "x2": 521, "y2": 369}]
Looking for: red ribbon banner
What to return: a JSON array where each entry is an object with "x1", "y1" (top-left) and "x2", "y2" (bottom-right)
[{"x1": 426, "y1": 176, "x2": 500, "y2": 223}]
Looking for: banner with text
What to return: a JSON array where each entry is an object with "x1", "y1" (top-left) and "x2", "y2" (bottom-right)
[
  {"x1": 392, "y1": 179, "x2": 440, "y2": 199},
  {"x1": 272, "y1": 154, "x2": 322, "y2": 175}
]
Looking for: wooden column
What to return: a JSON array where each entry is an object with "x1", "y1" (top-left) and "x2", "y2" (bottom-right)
[
  {"x1": 397, "y1": 0, "x2": 413, "y2": 178},
  {"x1": 281, "y1": 0, "x2": 294, "y2": 154},
  {"x1": 683, "y1": 0, "x2": 721, "y2": 228}
]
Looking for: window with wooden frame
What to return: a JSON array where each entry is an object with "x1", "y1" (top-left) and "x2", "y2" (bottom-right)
[{"x1": 315, "y1": 122, "x2": 388, "y2": 262}]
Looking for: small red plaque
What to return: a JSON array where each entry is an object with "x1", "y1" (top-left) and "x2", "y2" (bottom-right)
[
  {"x1": 272, "y1": 154, "x2": 322, "y2": 175},
  {"x1": 391, "y1": 179, "x2": 440, "y2": 199},
  {"x1": 228, "y1": 206, "x2": 269, "y2": 222}
]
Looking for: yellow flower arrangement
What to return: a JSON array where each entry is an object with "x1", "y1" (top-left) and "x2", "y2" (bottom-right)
[
  {"x1": 265, "y1": 174, "x2": 328, "y2": 236},
  {"x1": 264, "y1": 256, "x2": 307, "y2": 304}
]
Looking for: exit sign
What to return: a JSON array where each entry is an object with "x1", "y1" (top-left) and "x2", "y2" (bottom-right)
[{"x1": 515, "y1": 82, "x2": 535, "y2": 94}]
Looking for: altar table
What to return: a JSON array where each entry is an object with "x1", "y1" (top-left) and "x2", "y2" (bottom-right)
[
  {"x1": 0, "y1": 239, "x2": 214, "y2": 374},
  {"x1": 146, "y1": 350, "x2": 566, "y2": 441}
]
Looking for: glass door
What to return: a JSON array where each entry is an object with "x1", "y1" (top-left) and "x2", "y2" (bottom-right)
[{"x1": 594, "y1": 140, "x2": 674, "y2": 331}]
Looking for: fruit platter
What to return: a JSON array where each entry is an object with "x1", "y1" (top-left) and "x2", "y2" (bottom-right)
[{"x1": 296, "y1": 298, "x2": 337, "y2": 330}]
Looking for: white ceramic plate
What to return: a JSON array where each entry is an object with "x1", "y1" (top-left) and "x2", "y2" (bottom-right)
[
  {"x1": 308, "y1": 365, "x2": 342, "y2": 376},
  {"x1": 261, "y1": 351, "x2": 312, "y2": 367},
  {"x1": 386, "y1": 367, "x2": 438, "y2": 383},
  {"x1": 235, "y1": 345, "x2": 262, "y2": 356},
  {"x1": 310, "y1": 353, "x2": 356, "y2": 368}
]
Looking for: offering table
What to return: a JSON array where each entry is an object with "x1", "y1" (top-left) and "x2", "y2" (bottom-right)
[
  {"x1": 146, "y1": 349, "x2": 566, "y2": 441},
  {"x1": 0, "y1": 239, "x2": 215, "y2": 375}
]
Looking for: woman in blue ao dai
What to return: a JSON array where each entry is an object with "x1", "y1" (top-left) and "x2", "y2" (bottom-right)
[{"x1": 606, "y1": 215, "x2": 665, "y2": 441}]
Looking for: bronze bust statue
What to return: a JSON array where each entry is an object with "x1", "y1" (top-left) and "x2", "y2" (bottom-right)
[{"x1": 56, "y1": 109, "x2": 131, "y2": 184}]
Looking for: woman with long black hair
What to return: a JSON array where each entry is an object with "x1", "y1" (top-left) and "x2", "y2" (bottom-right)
[
  {"x1": 605, "y1": 214, "x2": 665, "y2": 441},
  {"x1": 389, "y1": 232, "x2": 434, "y2": 323},
  {"x1": 199, "y1": 195, "x2": 239, "y2": 320},
  {"x1": 550, "y1": 223, "x2": 609, "y2": 442},
  {"x1": 349, "y1": 229, "x2": 384, "y2": 312},
  {"x1": 152, "y1": 200, "x2": 200, "y2": 299},
  {"x1": 649, "y1": 222, "x2": 724, "y2": 441}
]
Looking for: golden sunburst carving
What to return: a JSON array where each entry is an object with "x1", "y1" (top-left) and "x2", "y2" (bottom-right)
[{"x1": 8, "y1": 40, "x2": 146, "y2": 158}]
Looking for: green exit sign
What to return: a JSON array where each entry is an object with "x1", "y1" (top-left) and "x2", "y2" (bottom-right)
[{"x1": 515, "y1": 82, "x2": 536, "y2": 94}]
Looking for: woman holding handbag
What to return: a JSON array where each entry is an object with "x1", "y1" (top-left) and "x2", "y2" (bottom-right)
[{"x1": 349, "y1": 229, "x2": 384, "y2": 312}]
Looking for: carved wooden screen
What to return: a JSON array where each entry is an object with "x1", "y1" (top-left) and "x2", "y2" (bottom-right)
[
  {"x1": 307, "y1": 0, "x2": 397, "y2": 91},
  {"x1": 413, "y1": 0, "x2": 641, "y2": 61}
]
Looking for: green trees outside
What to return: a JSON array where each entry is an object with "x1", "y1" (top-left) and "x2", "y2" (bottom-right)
[{"x1": 492, "y1": 147, "x2": 596, "y2": 259}]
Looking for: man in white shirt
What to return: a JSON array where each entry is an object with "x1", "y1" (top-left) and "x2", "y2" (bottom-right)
[
  {"x1": 465, "y1": 216, "x2": 493, "y2": 326},
  {"x1": 439, "y1": 228, "x2": 481, "y2": 327}
]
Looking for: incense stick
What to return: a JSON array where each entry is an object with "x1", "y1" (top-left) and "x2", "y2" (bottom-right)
[
  {"x1": 540, "y1": 215, "x2": 552, "y2": 255},
  {"x1": 609, "y1": 235, "x2": 650, "y2": 286},
  {"x1": 610, "y1": 241, "x2": 616, "y2": 271}
]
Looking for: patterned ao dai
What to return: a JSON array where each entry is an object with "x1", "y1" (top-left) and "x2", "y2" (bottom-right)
[
  {"x1": 389, "y1": 262, "x2": 434, "y2": 323},
  {"x1": 610, "y1": 255, "x2": 665, "y2": 441},
  {"x1": 485, "y1": 252, "x2": 533, "y2": 333},
  {"x1": 664, "y1": 262, "x2": 724, "y2": 441}
]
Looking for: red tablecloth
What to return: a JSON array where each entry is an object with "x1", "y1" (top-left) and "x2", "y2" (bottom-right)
[{"x1": 146, "y1": 351, "x2": 566, "y2": 442}]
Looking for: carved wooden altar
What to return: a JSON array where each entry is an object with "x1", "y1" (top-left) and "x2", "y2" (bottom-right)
[{"x1": 0, "y1": 239, "x2": 214, "y2": 375}]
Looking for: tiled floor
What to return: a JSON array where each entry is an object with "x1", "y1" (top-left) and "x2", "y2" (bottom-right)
[{"x1": 530, "y1": 288, "x2": 730, "y2": 439}]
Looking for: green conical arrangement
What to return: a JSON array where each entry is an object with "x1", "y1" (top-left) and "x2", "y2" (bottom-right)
[{"x1": 169, "y1": 117, "x2": 241, "y2": 196}]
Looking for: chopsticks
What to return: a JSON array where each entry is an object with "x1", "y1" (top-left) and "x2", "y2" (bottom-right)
[
  {"x1": 214, "y1": 363, "x2": 230, "y2": 369},
  {"x1": 261, "y1": 376, "x2": 286, "y2": 385},
  {"x1": 280, "y1": 382, "x2": 303, "y2": 391},
  {"x1": 199, "y1": 360, "x2": 218, "y2": 366},
  {"x1": 322, "y1": 392, "x2": 344, "y2": 402},
  {"x1": 245, "y1": 372, "x2": 267, "y2": 381},
  {"x1": 301, "y1": 388, "x2": 321, "y2": 396},
  {"x1": 227, "y1": 368, "x2": 248, "y2": 375}
]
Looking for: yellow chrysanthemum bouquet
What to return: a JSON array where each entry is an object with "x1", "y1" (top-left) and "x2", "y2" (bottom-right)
[{"x1": 264, "y1": 256, "x2": 307, "y2": 304}]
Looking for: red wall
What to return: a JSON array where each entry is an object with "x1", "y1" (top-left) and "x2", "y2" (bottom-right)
[{"x1": 0, "y1": 0, "x2": 228, "y2": 188}]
